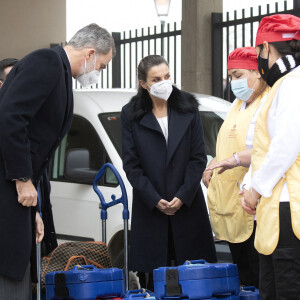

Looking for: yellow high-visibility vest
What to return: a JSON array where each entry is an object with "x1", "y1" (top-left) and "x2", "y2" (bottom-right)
[
  {"x1": 208, "y1": 91, "x2": 267, "y2": 243},
  {"x1": 252, "y1": 70, "x2": 300, "y2": 255}
]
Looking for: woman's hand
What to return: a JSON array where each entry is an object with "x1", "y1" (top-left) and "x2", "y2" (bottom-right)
[
  {"x1": 202, "y1": 168, "x2": 213, "y2": 188},
  {"x1": 156, "y1": 197, "x2": 183, "y2": 215},
  {"x1": 156, "y1": 199, "x2": 175, "y2": 215},
  {"x1": 205, "y1": 156, "x2": 238, "y2": 174},
  {"x1": 239, "y1": 189, "x2": 256, "y2": 215},
  {"x1": 169, "y1": 197, "x2": 183, "y2": 213},
  {"x1": 240, "y1": 187, "x2": 260, "y2": 215},
  {"x1": 202, "y1": 157, "x2": 216, "y2": 188},
  {"x1": 205, "y1": 149, "x2": 252, "y2": 175}
]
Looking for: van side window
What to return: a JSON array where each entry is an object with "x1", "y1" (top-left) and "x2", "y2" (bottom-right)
[{"x1": 49, "y1": 114, "x2": 118, "y2": 186}]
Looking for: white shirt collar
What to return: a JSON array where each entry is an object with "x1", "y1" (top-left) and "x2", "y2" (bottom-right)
[{"x1": 64, "y1": 49, "x2": 71, "y2": 64}]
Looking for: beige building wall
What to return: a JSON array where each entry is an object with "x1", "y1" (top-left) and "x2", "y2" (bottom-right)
[
  {"x1": 0, "y1": 0, "x2": 66, "y2": 60},
  {"x1": 181, "y1": 0, "x2": 222, "y2": 95}
]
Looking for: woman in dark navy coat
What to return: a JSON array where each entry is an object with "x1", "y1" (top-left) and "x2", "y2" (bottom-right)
[{"x1": 121, "y1": 55, "x2": 217, "y2": 289}]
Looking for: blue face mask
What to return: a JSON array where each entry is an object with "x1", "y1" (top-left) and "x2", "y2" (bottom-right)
[{"x1": 230, "y1": 77, "x2": 256, "y2": 101}]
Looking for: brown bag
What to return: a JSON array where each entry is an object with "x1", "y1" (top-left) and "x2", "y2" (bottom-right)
[{"x1": 33, "y1": 241, "x2": 112, "y2": 294}]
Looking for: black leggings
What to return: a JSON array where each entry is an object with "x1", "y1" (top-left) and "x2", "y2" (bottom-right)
[
  {"x1": 228, "y1": 221, "x2": 259, "y2": 288},
  {"x1": 259, "y1": 202, "x2": 300, "y2": 300}
]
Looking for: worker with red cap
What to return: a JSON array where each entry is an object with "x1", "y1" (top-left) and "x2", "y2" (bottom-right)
[
  {"x1": 203, "y1": 46, "x2": 269, "y2": 288},
  {"x1": 241, "y1": 14, "x2": 300, "y2": 300}
]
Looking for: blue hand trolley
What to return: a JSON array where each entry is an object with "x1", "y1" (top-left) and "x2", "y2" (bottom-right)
[
  {"x1": 93, "y1": 162, "x2": 130, "y2": 290},
  {"x1": 41, "y1": 163, "x2": 130, "y2": 300}
]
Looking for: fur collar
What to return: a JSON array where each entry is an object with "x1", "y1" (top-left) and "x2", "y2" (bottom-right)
[{"x1": 126, "y1": 86, "x2": 199, "y2": 120}]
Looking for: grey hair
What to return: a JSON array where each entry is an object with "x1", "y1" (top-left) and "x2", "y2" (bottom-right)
[{"x1": 67, "y1": 23, "x2": 116, "y2": 56}]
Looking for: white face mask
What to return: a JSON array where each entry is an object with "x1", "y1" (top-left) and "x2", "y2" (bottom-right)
[
  {"x1": 230, "y1": 76, "x2": 258, "y2": 101},
  {"x1": 77, "y1": 54, "x2": 100, "y2": 88},
  {"x1": 147, "y1": 80, "x2": 173, "y2": 101}
]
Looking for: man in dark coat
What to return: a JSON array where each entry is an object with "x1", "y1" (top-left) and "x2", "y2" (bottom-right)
[
  {"x1": 122, "y1": 84, "x2": 217, "y2": 289},
  {"x1": 0, "y1": 23, "x2": 115, "y2": 299},
  {"x1": 0, "y1": 58, "x2": 56, "y2": 257}
]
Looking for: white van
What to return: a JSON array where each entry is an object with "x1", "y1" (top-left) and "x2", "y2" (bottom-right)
[{"x1": 48, "y1": 89, "x2": 230, "y2": 268}]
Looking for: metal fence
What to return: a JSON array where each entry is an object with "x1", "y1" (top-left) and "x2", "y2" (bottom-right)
[
  {"x1": 111, "y1": 22, "x2": 181, "y2": 89},
  {"x1": 69, "y1": 22, "x2": 182, "y2": 90},
  {"x1": 56, "y1": 1, "x2": 300, "y2": 94},
  {"x1": 212, "y1": 0, "x2": 300, "y2": 100}
]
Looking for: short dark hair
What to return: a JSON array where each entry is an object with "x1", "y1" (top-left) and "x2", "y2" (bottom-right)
[
  {"x1": 0, "y1": 58, "x2": 18, "y2": 81},
  {"x1": 137, "y1": 55, "x2": 169, "y2": 94}
]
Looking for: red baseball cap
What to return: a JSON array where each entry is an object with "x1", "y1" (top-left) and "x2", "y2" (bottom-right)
[
  {"x1": 227, "y1": 47, "x2": 258, "y2": 70},
  {"x1": 255, "y1": 14, "x2": 300, "y2": 46}
]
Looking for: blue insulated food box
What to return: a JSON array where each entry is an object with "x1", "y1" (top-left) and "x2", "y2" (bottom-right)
[
  {"x1": 209, "y1": 296, "x2": 239, "y2": 300},
  {"x1": 153, "y1": 260, "x2": 240, "y2": 300},
  {"x1": 45, "y1": 265, "x2": 125, "y2": 300},
  {"x1": 239, "y1": 286, "x2": 260, "y2": 299},
  {"x1": 124, "y1": 289, "x2": 156, "y2": 300}
]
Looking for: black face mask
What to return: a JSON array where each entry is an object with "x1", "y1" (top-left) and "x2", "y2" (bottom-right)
[
  {"x1": 258, "y1": 49, "x2": 300, "y2": 87},
  {"x1": 257, "y1": 49, "x2": 270, "y2": 83}
]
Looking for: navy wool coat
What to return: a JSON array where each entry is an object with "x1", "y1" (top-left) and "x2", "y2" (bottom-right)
[
  {"x1": 121, "y1": 87, "x2": 217, "y2": 272},
  {"x1": 0, "y1": 46, "x2": 73, "y2": 281}
]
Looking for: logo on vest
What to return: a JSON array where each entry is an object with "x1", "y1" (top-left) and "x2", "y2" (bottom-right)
[{"x1": 228, "y1": 124, "x2": 237, "y2": 138}]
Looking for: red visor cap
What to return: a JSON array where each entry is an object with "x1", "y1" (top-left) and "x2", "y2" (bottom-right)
[
  {"x1": 255, "y1": 14, "x2": 300, "y2": 46},
  {"x1": 227, "y1": 47, "x2": 258, "y2": 70}
]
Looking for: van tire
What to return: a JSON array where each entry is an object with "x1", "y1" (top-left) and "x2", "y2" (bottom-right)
[
  {"x1": 112, "y1": 248, "x2": 125, "y2": 269},
  {"x1": 113, "y1": 248, "x2": 140, "y2": 290}
]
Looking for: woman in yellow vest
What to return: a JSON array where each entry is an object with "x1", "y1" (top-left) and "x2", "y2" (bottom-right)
[
  {"x1": 203, "y1": 47, "x2": 269, "y2": 288},
  {"x1": 241, "y1": 14, "x2": 300, "y2": 300}
]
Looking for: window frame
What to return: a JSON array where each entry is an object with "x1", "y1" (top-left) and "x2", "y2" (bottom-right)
[{"x1": 48, "y1": 114, "x2": 119, "y2": 187}]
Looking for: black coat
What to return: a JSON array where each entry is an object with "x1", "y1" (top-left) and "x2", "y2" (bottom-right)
[
  {"x1": 121, "y1": 87, "x2": 217, "y2": 272},
  {"x1": 40, "y1": 170, "x2": 58, "y2": 256},
  {"x1": 0, "y1": 46, "x2": 73, "y2": 281}
]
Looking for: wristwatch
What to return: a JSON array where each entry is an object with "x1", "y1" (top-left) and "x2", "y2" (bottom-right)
[{"x1": 18, "y1": 177, "x2": 31, "y2": 182}]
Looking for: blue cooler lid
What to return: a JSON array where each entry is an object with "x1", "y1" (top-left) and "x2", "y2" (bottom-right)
[
  {"x1": 45, "y1": 265, "x2": 124, "y2": 284},
  {"x1": 153, "y1": 265, "x2": 217, "y2": 282},
  {"x1": 179, "y1": 262, "x2": 219, "y2": 280},
  {"x1": 207, "y1": 262, "x2": 238, "y2": 277},
  {"x1": 183, "y1": 260, "x2": 238, "y2": 278},
  {"x1": 153, "y1": 260, "x2": 238, "y2": 282}
]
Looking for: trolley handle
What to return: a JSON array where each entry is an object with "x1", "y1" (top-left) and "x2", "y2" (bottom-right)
[{"x1": 93, "y1": 163, "x2": 129, "y2": 220}]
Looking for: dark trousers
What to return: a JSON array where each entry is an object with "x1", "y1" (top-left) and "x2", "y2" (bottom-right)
[
  {"x1": 259, "y1": 202, "x2": 300, "y2": 300},
  {"x1": 228, "y1": 221, "x2": 259, "y2": 288},
  {"x1": 0, "y1": 263, "x2": 31, "y2": 300}
]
